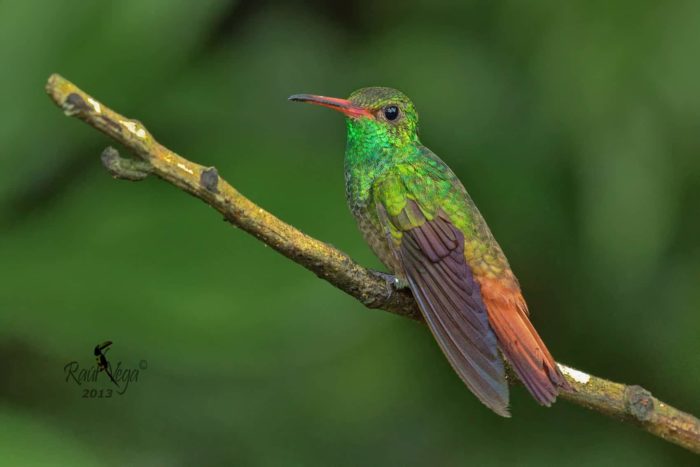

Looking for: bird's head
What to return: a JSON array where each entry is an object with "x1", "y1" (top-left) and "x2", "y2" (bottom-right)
[{"x1": 289, "y1": 87, "x2": 419, "y2": 151}]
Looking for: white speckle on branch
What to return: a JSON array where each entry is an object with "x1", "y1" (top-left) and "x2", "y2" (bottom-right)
[
  {"x1": 121, "y1": 120, "x2": 146, "y2": 138},
  {"x1": 177, "y1": 162, "x2": 193, "y2": 175},
  {"x1": 88, "y1": 97, "x2": 101, "y2": 114},
  {"x1": 558, "y1": 363, "x2": 591, "y2": 384}
]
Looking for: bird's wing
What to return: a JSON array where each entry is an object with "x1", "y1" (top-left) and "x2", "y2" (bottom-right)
[
  {"x1": 415, "y1": 147, "x2": 571, "y2": 406},
  {"x1": 373, "y1": 170, "x2": 510, "y2": 416}
]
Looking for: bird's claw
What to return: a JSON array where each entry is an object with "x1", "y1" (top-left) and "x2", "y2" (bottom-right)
[
  {"x1": 371, "y1": 270, "x2": 409, "y2": 290},
  {"x1": 363, "y1": 270, "x2": 409, "y2": 309}
]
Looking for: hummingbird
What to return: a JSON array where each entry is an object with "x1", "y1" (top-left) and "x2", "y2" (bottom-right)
[{"x1": 289, "y1": 87, "x2": 570, "y2": 416}]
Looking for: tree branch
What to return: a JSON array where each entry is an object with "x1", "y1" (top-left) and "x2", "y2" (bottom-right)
[{"x1": 46, "y1": 73, "x2": 700, "y2": 455}]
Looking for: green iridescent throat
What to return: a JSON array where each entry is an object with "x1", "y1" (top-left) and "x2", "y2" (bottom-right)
[{"x1": 344, "y1": 111, "x2": 419, "y2": 206}]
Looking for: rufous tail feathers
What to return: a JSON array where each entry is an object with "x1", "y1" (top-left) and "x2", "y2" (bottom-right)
[{"x1": 479, "y1": 276, "x2": 571, "y2": 405}]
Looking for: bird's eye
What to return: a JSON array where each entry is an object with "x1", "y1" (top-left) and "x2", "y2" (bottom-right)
[{"x1": 383, "y1": 105, "x2": 400, "y2": 121}]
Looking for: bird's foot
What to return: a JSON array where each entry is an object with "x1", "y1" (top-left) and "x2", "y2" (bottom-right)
[
  {"x1": 370, "y1": 270, "x2": 409, "y2": 290},
  {"x1": 362, "y1": 270, "x2": 410, "y2": 309}
]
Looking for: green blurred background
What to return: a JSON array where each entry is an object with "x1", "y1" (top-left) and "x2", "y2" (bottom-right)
[{"x1": 1, "y1": 0, "x2": 699, "y2": 465}]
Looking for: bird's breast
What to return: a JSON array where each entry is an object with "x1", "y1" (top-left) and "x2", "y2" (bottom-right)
[{"x1": 352, "y1": 205, "x2": 404, "y2": 275}]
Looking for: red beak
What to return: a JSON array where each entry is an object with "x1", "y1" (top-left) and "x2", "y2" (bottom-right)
[{"x1": 289, "y1": 94, "x2": 373, "y2": 119}]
